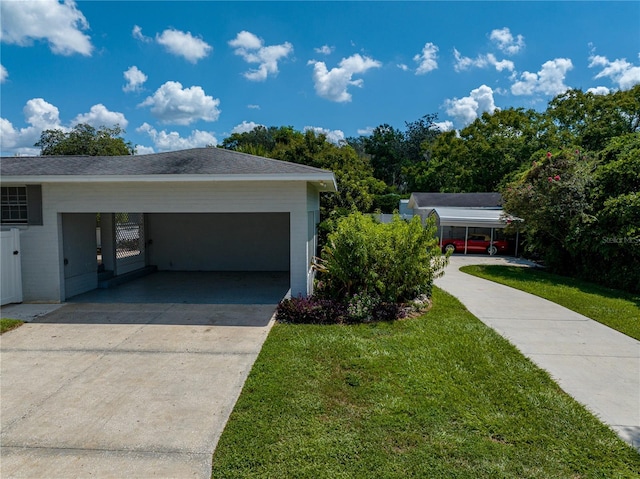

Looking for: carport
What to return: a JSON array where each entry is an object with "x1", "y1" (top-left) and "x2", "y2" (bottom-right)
[
  {"x1": 0, "y1": 148, "x2": 336, "y2": 303},
  {"x1": 429, "y1": 207, "x2": 522, "y2": 255}
]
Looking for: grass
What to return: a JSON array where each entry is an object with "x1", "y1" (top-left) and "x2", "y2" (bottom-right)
[
  {"x1": 460, "y1": 265, "x2": 640, "y2": 341},
  {"x1": 0, "y1": 318, "x2": 24, "y2": 334},
  {"x1": 211, "y1": 288, "x2": 639, "y2": 478}
]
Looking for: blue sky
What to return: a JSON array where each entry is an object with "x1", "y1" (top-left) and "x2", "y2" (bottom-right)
[{"x1": 1, "y1": 1, "x2": 639, "y2": 156}]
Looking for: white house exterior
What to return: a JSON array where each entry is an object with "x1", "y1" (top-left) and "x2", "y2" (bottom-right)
[{"x1": 0, "y1": 148, "x2": 336, "y2": 302}]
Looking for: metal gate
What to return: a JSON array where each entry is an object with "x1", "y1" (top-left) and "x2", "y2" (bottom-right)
[
  {"x1": 115, "y1": 213, "x2": 146, "y2": 275},
  {"x1": 1, "y1": 228, "x2": 23, "y2": 305}
]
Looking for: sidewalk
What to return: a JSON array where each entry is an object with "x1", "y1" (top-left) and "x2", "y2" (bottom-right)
[{"x1": 434, "y1": 256, "x2": 640, "y2": 451}]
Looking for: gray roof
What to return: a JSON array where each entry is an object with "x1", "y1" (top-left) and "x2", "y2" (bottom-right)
[
  {"x1": 410, "y1": 192, "x2": 503, "y2": 208},
  {"x1": 1, "y1": 147, "x2": 333, "y2": 178}
]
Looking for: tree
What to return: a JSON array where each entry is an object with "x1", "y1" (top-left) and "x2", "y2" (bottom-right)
[
  {"x1": 35, "y1": 123, "x2": 134, "y2": 156},
  {"x1": 220, "y1": 126, "x2": 386, "y2": 217},
  {"x1": 546, "y1": 85, "x2": 640, "y2": 152}
]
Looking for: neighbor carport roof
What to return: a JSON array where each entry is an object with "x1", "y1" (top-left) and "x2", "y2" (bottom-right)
[
  {"x1": 0, "y1": 147, "x2": 337, "y2": 190},
  {"x1": 429, "y1": 207, "x2": 521, "y2": 228}
]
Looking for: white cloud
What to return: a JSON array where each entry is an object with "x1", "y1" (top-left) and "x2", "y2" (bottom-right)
[
  {"x1": 229, "y1": 31, "x2": 293, "y2": 81},
  {"x1": 445, "y1": 85, "x2": 497, "y2": 127},
  {"x1": 0, "y1": 64, "x2": 7, "y2": 83},
  {"x1": 357, "y1": 126, "x2": 375, "y2": 136},
  {"x1": 315, "y1": 45, "x2": 333, "y2": 55},
  {"x1": 136, "y1": 122, "x2": 218, "y2": 151},
  {"x1": 413, "y1": 42, "x2": 439, "y2": 74},
  {"x1": 247, "y1": 104, "x2": 261, "y2": 110},
  {"x1": 308, "y1": 53, "x2": 381, "y2": 102},
  {"x1": 303, "y1": 126, "x2": 346, "y2": 145},
  {"x1": 123, "y1": 66, "x2": 148, "y2": 92},
  {"x1": 589, "y1": 54, "x2": 640, "y2": 90},
  {"x1": 0, "y1": 98, "x2": 64, "y2": 155},
  {"x1": 139, "y1": 81, "x2": 221, "y2": 125},
  {"x1": 489, "y1": 27, "x2": 525, "y2": 55},
  {"x1": 156, "y1": 28, "x2": 212, "y2": 63},
  {"x1": 454, "y1": 49, "x2": 514, "y2": 72},
  {"x1": 132, "y1": 25, "x2": 151, "y2": 43},
  {"x1": 231, "y1": 120, "x2": 263, "y2": 134},
  {"x1": 0, "y1": 0, "x2": 92, "y2": 56},
  {"x1": 397, "y1": 63, "x2": 409, "y2": 71},
  {"x1": 433, "y1": 120, "x2": 454, "y2": 132},
  {"x1": 73, "y1": 104, "x2": 128, "y2": 129},
  {"x1": 134, "y1": 145, "x2": 155, "y2": 155},
  {"x1": 587, "y1": 86, "x2": 611, "y2": 95},
  {"x1": 511, "y1": 58, "x2": 573, "y2": 96}
]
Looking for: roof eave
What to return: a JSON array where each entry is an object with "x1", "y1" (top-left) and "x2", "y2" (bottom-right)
[{"x1": 1, "y1": 173, "x2": 338, "y2": 191}]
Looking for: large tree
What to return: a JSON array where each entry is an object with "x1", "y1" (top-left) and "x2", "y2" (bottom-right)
[{"x1": 35, "y1": 123, "x2": 134, "y2": 156}]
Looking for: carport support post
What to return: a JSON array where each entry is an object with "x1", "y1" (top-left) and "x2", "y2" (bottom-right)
[
  {"x1": 464, "y1": 226, "x2": 468, "y2": 255},
  {"x1": 100, "y1": 213, "x2": 116, "y2": 274},
  {"x1": 490, "y1": 228, "x2": 494, "y2": 255}
]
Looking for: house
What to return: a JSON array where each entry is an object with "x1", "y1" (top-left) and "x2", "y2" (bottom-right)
[
  {"x1": 0, "y1": 147, "x2": 336, "y2": 302},
  {"x1": 407, "y1": 192, "x2": 521, "y2": 255}
]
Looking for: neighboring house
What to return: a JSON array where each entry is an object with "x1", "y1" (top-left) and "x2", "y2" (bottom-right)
[
  {"x1": 407, "y1": 192, "x2": 521, "y2": 255},
  {"x1": 0, "y1": 147, "x2": 336, "y2": 302}
]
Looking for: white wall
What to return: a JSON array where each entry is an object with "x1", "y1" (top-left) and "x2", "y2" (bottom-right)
[
  {"x1": 14, "y1": 180, "x2": 316, "y2": 301},
  {"x1": 62, "y1": 213, "x2": 98, "y2": 299},
  {"x1": 147, "y1": 213, "x2": 289, "y2": 271}
]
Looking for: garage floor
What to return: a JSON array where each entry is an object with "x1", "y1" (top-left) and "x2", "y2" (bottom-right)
[
  {"x1": 0, "y1": 271, "x2": 289, "y2": 477},
  {"x1": 69, "y1": 270, "x2": 291, "y2": 305}
]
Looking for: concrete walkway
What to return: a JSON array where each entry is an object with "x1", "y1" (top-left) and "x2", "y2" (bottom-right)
[
  {"x1": 1, "y1": 272, "x2": 288, "y2": 478},
  {"x1": 435, "y1": 256, "x2": 640, "y2": 450}
]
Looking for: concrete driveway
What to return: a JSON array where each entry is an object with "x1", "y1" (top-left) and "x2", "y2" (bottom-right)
[{"x1": 1, "y1": 272, "x2": 288, "y2": 478}]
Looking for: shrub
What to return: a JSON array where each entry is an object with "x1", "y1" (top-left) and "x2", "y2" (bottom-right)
[{"x1": 315, "y1": 212, "x2": 447, "y2": 303}]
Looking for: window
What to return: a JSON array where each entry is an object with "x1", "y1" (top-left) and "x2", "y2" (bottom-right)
[
  {"x1": 1, "y1": 186, "x2": 28, "y2": 224},
  {"x1": 1, "y1": 185, "x2": 43, "y2": 225}
]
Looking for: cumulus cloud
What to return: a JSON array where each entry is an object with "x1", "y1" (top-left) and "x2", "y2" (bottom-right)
[
  {"x1": 0, "y1": 64, "x2": 7, "y2": 83},
  {"x1": 0, "y1": 0, "x2": 92, "y2": 56},
  {"x1": 303, "y1": 126, "x2": 346, "y2": 145},
  {"x1": 123, "y1": 66, "x2": 147, "y2": 92},
  {"x1": 308, "y1": 53, "x2": 381, "y2": 102},
  {"x1": 315, "y1": 45, "x2": 334, "y2": 55},
  {"x1": 587, "y1": 86, "x2": 611, "y2": 95},
  {"x1": 231, "y1": 120, "x2": 263, "y2": 134},
  {"x1": 139, "y1": 81, "x2": 221, "y2": 125},
  {"x1": 445, "y1": 85, "x2": 497, "y2": 127},
  {"x1": 134, "y1": 145, "x2": 155, "y2": 155},
  {"x1": 357, "y1": 126, "x2": 375, "y2": 136},
  {"x1": 156, "y1": 28, "x2": 212, "y2": 63},
  {"x1": 433, "y1": 120, "x2": 455, "y2": 132},
  {"x1": 0, "y1": 98, "x2": 63, "y2": 155},
  {"x1": 229, "y1": 31, "x2": 293, "y2": 81},
  {"x1": 454, "y1": 49, "x2": 514, "y2": 72},
  {"x1": 589, "y1": 54, "x2": 640, "y2": 90},
  {"x1": 489, "y1": 27, "x2": 525, "y2": 55},
  {"x1": 73, "y1": 104, "x2": 128, "y2": 129},
  {"x1": 413, "y1": 42, "x2": 439, "y2": 74},
  {"x1": 511, "y1": 58, "x2": 573, "y2": 96},
  {"x1": 136, "y1": 122, "x2": 218, "y2": 151},
  {"x1": 397, "y1": 63, "x2": 409, "y2": 71},
  {"x1": 132, "y1": 25, "x2": 151, "y2": 43}
]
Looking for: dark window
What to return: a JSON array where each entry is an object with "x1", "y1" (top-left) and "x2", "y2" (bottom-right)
[
  {"x1": 1, "y1": 185, "x2": 43, "y2": 225},
  {"x1": 1, "y1": 186, "x2": 28, "y2": 224}
]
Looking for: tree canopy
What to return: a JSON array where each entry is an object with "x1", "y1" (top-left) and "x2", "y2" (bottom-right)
[{"x1": 35, "y1": 123, "x2": 134, "y2": 156}]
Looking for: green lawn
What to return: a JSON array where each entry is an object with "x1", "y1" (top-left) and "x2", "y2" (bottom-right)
[
  {"x1": 0, "y1": 318, "x2": 23, "y2": 334},
  {"x1": 460, "y1": 265, "x2": 640, "y2": 341},
  {"x1": 211, "y1": 288, "x2": 639, "y2": 478}
]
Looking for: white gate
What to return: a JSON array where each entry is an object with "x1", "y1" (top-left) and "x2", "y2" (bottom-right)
[{"x1": 1, "y1": 228, "x2": 23, "y2": 305}]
